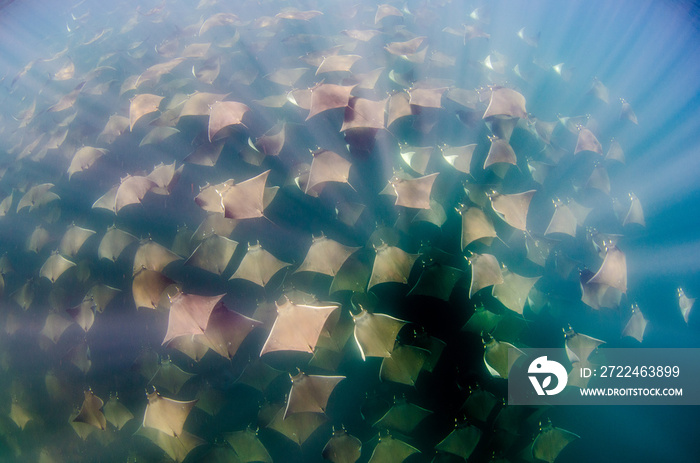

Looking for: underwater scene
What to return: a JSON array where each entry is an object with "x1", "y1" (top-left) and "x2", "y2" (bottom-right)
[{"x1": 0, "y1": 0, "x2": 699, "y2": 461}]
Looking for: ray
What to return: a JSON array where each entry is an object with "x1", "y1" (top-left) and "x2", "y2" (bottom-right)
[
  {"x1": 162, "y1": 292, "x2": 224, "y2": 345},
  {"x1": 341, "y1": 97, "x2": 388, "y2": 132},
  {"x1": 484, "y1": 136, "x2": 517, "y2": 172},
  {"x1": 59, "y1": 224, "x2": 96, "y2": 257},
  {"x1": 136, "y1": 57, "x2": 186, "y2": 87},
  {"x1": 230, "y1": 242, "x2": 290, "y2": 287},
  {"x1": 678, "y1": 288, "x2": 694, "y2": 323},
  {"x1": 137, "y1": 427, "x2": 205, "y2": 462},
  {"x1": 139, "y1": 126, "x2": 180, "y2": 147},
  {"x1": 380, "y1": 344, "x2": 428, "y2": 386},
  {"x1": 73, "y1": 390, "x2": 106, "y2": 430},
  {"x1": 17, "y1": 183, "x2": 56, "y2": 212},
  {"x1": 622, "y1": 303, "x2": 648, "y2": 342},
  {"x1": 407, "y1": 263, "x2": 463, "y2": 301},
  {"x1": 586, "y1": 245, "x2": 627, "y2": 293},
  {"x1": 168, "y1": 335, "x2": 210, "y2": 362},
  {"x1": 134, "y1": 238, "x2": 182, "y2": 274},
  {"x1": 185, "y1": 141, "x2": 225, "y2": 166},
  {"x1": 322, "y1": 427, "x2": 362, "y2": 463},
  {"x1": 367, "y1": 244, "x2": 419, "y2": 290},
  {"x1": 488, "y1": 190, "x2": 536, "y2": 231},
  {"x1": 252, "y1": 122, "x2": 286, "y2": 157},
  {"x1": 564, "y1": 327, "x2": 604, "y2": 364},
  {"x1": 199, "y1": 12, "x2": 239, "y2": 36},
  {"x1": 373, "y1": 397, "x2": 432, "y2": 434},
  {"x1": 40, "y1": 312, "x2": 75, "y2": 344},
  {"x1": 115, "y1": 175, "x2": 158, "y2": 213},
  {"x1": 48, "y1": 81, "x2": 85, "y2": 112},
  {"x1": 435, "y1": 423, "x2": 482, "y2": 460},
  {"x1": 103, "y1": 395, "x2": 134, "y2": 430},
  {"x1": 66, "y1": 299, "x2": 96, "y2": 332},
  {"x1": 492, "y1": 269, "x2": 541, "y2": 314},
  {"x1": 284, "y1": 371, "x2": 345, "y2": 417},
  {"x1": 398, "y1": 145, "x2": 432, "y2": 176},
  {"x1": 98, "y1": 226, "x2": 137, "y2": 261},
  {"x1": 368, "y1": 435, "x2": 419, "y2": 463},
  {"x1": 316, "y1": 54, "x2": 361, "y2": 75},
  {"x1": 192, "y1": 214, "x2": 238, "y2": 242},
  {"x1": 92, "y1": 186, "x2": 118, "y2": 213},
  {"x1": 129, "y1": 93, "x2": 164, "y2": 131},
  {"x1": 208, "y1": 100, "x2": 250, "y2": 142},
  {"x1": 483, "y1": 87, "x2": 527, "y2": 119},
  {"x1": 67, "y1": 147, "x2": 107, "y2": 180},
  {"x1": 185, "y1": 234, "x2": 238, "y2": 275},
  {"x1": 306, "y1": 83, "x2": 356, "y2": 120},
  {"x1": 193, "y1": 56, "x2": 221, "y2": 85},
  {"x1": 132, "y1": 268, "x2": 176, "y2": 310},
  {"x1": 147, "y1": 162, "x2": 183, "y2": 195},
  {"x1": 388, "y1": 173, "x2": 438, "y2": 210},
  {"x1": 306, "y1": 149, "x2": 353, "y2": 195},
  {"x1": 197, "y1": 304, "x2": 261, "y2": 359},
  {"x1": 441, "y1": 144, "x2": 476, "y2": 174},
  {"x1": 467, "y1": 252, "x2": 504, "y2": 298},
  {"x1": 622, "y1": 192, "x2": 645, "y2": 227},
  {"x1": 352, "y1": 308, "x2": 407, "y2": 360},
  {"x1": 66, "y1": 339, "x2": 92, "y2": 373},
  {"x1": 150, "y1": 358, "x2": 196, "y2": 395},
  {"x1": 532, "y1": 422, "x2": 579, "y2": 463},
  {"x1": 574, "y1": 127, "x2": 603, "y2": 155},
  {"x1": 260, "y1": 298, "x2": 339, "y2": 356},
  {"x1": 97, "y1": 114, "x2": 129, "y2": 144},
  {"x1": 224, "y1": 427, "x2": 273, "y2": 463},
  {"x1": 220, "y1": 170, "x2": 271, "y2": 220},
  {"x1": 266, "y1": 407, "x2": 327, "y2": 446},
  {"x1": 459, "y1": 206, "x2": 497, "y2": 249},
  {"x1": 483, "y1": 336, "x2": 522, "y2": 379},
  {"x1": 236, "y1": 359, "x2": 284, "y2": 392},
  {"x1": 408, "y1": 87, "x2": 446, "y2": 108},
  {"x1": 620, "y1": 98, "x2": 638, "y2": 124},
  {"x1": 295, "y1": 234, "x2": 360, "y2": 277},
  {"x1": 580, "y1": 269, "x2": 622, "y2": 310},
  {"x1": 461, "y1": 387, "x2": 498, "y2": 422},
  {"x1": 544, "y1": 200, "x2": 577, "y2": 238},
  {"x1": 40, "y1": 252, "x2": 76, "y2": 283}
]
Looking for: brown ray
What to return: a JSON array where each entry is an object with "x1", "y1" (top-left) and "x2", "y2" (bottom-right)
[
  {"x1": 193, "y1": 56, "x2": 221, "y2": 85},
  {"x1": 208, "y1": 100, "x2": 250, "y2": 142},
  {"x1": 564, "y1": 328, "x2": 604, "y2": 364},
  {"x1": 492, "y1": 270, "x2": 540, "y2": 314},
  {"x1": 167, "y1": 335, "x2": 209, "y2": 362},
  {"x1": 368, "y1": 244, "x2": 419, "y2": 289},
  {"x1": 574, "y1": 127, "x2": 603, "y2": 155},
  {"x1": 368, "y1": 435, "x2": 419, "y2": 463},
  {"x1": 103, "y1": 395, "x2": 134, "y2": 430},
  {"x1": 306, "y1": 83, "x2": 356, "y2": 120},
  {"x1": 220, "y1": 170, "x2": 270, "y2": 219},
  {"x1": 17, "y1": 183, "x2": 55, "y2": 212},
  {"x1": 266, "y1": 407, "x2": 327, "y2": 446},
  {"x1": 115, "y1": 175, "x2": 158, "y2": 213},
  {"x1": 386, "y1": 36, "x2": 426, "y2": 56},
  {"x1": 66, "y1": 299, "x2": 96, "y2": 332},
  {"x1": 483, "y1": 87, "x2": 527, "y2": 119},
  {"x1": 306, "y1": 149, "x2": 353, "y2": 195},
  {"x1": 544, "y1": 200, "x2": 577, "y2": 238},
  {"x1": 59, "y1": 224, "x2": 96, "y2": 257},
  {"x1": 435, "y1": 423, "x2": 482, "y2": 460},
  {"x1": 483, "y1": 336, "x2": 521, "y2": 378},
  {"x1": 532, "y1": 423, "x2": 579, "y2": 463},
  {"x1": 441, "y1": 144, "x2": 475, "y2": 174},
  {"x1": 230, "y1": 242, "x2": 290, "y2": 287},
  {"x1": 48, "y1": 81, "x2": 85, "y2": 112},
  {"x1": 192, "y1": 214, "x2": 238, "y2": 242},
  {"x1": 133, "y1": 239, "x2": 182, "y2": 274},
  {"x1": 389, "y1": 173, "x2": 438, "y2": 210},
  {"x1": 129, "y1": 94, "x2": 164, "y2": 131},
  {"x1": 408, "y1": 87, "x2": 446, "y2": 109},
  {"x1": 352, "y1": 308, "x2": 406, "y2": 360},
  {"x1": 284, "y1": 371, "x2": 345, "y2": 417},
  {"x1": 132, "y1": 268, "x2": 175, "y2": 310},
  {"x1": 136, "y1": 58, "x2": 186, "y2": 88},
  {"x1": 185, "y1": 141, "x2": 225, "y2": 166},
  {"x1": 483, "y1": 136, "x2": 517, "y2": 170},
  {"x1": 380, "y1": 344, "x2": 428, "y2": 386},
  {"x1": 92, "y1": 186, "x2": 118, "y2": 213},
  {"x1": 322, "y1": 427, "x2": 362, "y2": 463},
  {"x1": 67, "y1": 147, "x2": 107, "y2": 180},
  {"x1": 40, "y1": 252, "x2": 75, "y2": 283},
  {"x1": 260, "y1": 298, "x2": 339, "y2": 355},
  {"x1": 623, "y1": 304, "x2": 647, "y2": 342},
  {"x1": 147, "y1": 162, "x2": 183, "y2": 195},
  {"x1": 373, "y1": 397, "x2": 432, "y2": 434},
  {"x1": 197, "y1": 305, "x2": 261, "y2": 359},
  {"x1": 185, "y1": 234, "x2": 238, "y2": 275},
  {"x1": 266, "y1": 67, "x2": 308, "y2": 87},
  {"x1": 224, "y1": 427, "x2": 273, "y2": 463},
  {"x1": 459, "y1": 206, "x2": 497, "y2": 249},
  {"x1": 253, "y1": 122, "x2": 286, "y2": 156},
  {"x1": 73, "y1": 390, "x2": 106, "y2": 430},
  {"x1": 98, "y1": 227, "x2": 137, "y2": 261},
  {"x1": 85, "y1": 284, "x2": 121, "y2": 313},
  {"x1": 295, "y1": 235, "x2": 360, "y2": 277},
  {"x1": 622, "y1": 192, "x2": 645, "y2": 227},
  {"x1": 150, "y1": 358, "x2": 196, "y2": 395},
  {"x1": 143, "y1": 389, "x2": 198, "y2": 437},
  {"x1": 341, "y1": 97, "x2": 387, "y2": 132},
  {"x1": 162, "y1": 292, "x2": 224, "y2": 344},
  {"x1": 316, "y1": 54, "x2": 361, "y2": 75},
  {"x1": 488, "y1": 190, "x2": 535, "y2": 231},
  {"x1": 587, "y1": 245, "x2": 627, "y2": 293},
  {"x1": 467, "y1": 252, "x2": 504, "y2": 298},
  {"x1": 375, "y1": 4, "x2": 403, "y2": 23},
  {"x1": 199, "y1": 12, "x2": 239, "y2": 36},
  {"x1": 40, "y1": 312, "x2": 75, "y2": 343},
  {"x1": 139, "y1": 126, "x2": 180, "y2": 147},
  {"x1": 387, "y1": 91, "x2": 414, "y2": 127},
  {"x1": 137, "y1": 427, "x2": 205, "y2": 463}
]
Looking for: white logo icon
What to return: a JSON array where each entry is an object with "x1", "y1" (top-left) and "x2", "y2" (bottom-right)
[{"x1": 528, "y1": 356, "x2": 567, "y2": 395}]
